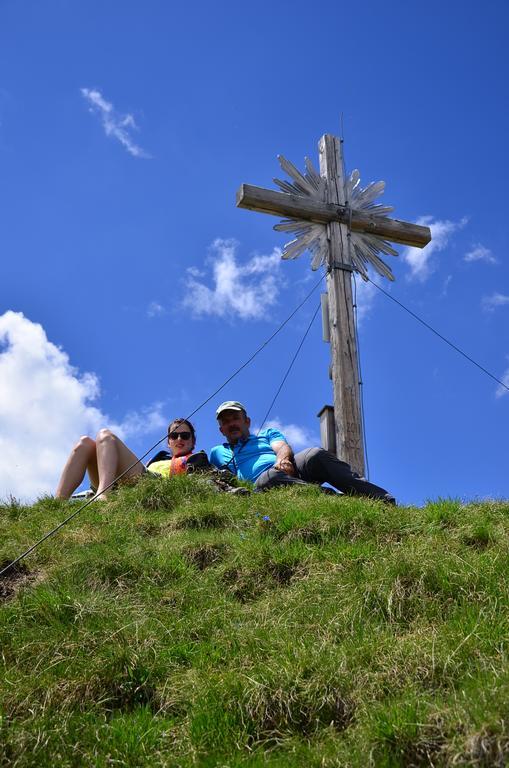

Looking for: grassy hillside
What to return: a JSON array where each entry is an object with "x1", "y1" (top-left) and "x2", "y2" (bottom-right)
[{"x1": 1, "y1": 476, "x2": 509, "y2": 767}]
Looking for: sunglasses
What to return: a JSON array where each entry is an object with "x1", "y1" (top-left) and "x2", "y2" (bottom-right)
[{"x1": 168, "y1": 430, "x2": 192, "y2": 441}]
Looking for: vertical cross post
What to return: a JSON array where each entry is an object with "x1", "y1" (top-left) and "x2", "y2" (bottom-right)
[{"x1": 318, "y1": 134, "x2": 365, "y2": 476}]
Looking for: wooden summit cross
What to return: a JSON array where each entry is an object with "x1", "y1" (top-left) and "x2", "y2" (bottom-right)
[{"x1": 237, "y1": 133, "x2": 431, "y2": 476}]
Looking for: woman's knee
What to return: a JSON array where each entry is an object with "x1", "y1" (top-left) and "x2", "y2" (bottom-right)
[
  {"x1": 95, "y1": 428, "x2": 118, "y2": 445},
  {"x1": 74, "y1": 435, "x2": 96, "y2": 455}
]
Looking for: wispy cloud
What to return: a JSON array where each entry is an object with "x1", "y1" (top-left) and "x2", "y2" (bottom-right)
[
  {"x1": 464, "y1": 243, "x2": 496, "y2": 264},
  {"x1": 183, "y1": 239, "x2": 283, "y2": 320},
  {"x1": 402, "y1": 216, "x2": 467, "y2": 282},
  {"x1": 262, "y1": 419, "x2": 319, "y2": 450},
  {"x1": 482, "y1": 292, "x2": 509, "y2": 312},
  {"x1": 112, "y1": 403, "x2": 167, "y2": 439},
  {"x1": 147, "y1": 301, "x2": 166, "y2": 318},
  {"x1": 353, "y1": 275, "x2": 380, "y2": 322},
  {"x1": 496, "y1": 361, "x2": 509, "y2": 398},
  {"x1": 0, "y1": 311, "x2": 165, "y2": 500},
  {"x1": 80, "y1": 87, "x2": 151, "y2": 158},
  {"x1": 440, "y1": 274, "x2": 453, "y2": 298}
]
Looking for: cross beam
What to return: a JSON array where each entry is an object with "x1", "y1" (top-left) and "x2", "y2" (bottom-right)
[{"x1": 237, "y1": 184, "x2": 431, "y2": 248}]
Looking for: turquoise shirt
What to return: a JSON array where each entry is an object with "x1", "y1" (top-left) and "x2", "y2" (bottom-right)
[{"x1": 209, "y1": 428, "x2": 287, "y2": 482}]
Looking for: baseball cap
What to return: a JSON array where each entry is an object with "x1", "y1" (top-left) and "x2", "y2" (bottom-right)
[{"x1": 215, "y1": 401, "x2": 246, "y2": 418}]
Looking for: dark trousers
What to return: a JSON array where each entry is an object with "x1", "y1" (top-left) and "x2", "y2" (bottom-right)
[{"x1": 254, "y1": 447, "x2": 395, "y2": 503}]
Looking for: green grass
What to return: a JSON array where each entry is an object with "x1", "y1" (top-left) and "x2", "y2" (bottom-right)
[{"x1": 1, "y1": 475, "x2": 509, "y2": 766}]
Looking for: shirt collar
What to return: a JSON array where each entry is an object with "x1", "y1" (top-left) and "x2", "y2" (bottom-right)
[{"x1": 223, "y1": 434, "x2": 252, "y2": 449}]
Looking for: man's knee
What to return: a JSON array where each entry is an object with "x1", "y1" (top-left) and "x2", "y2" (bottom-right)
[
  {"x1": 305, "y1": 446, "x2": 325, "y2": 462},
  {"x1": 295, "y1": 446, "x2": 355, "y2": 484},
  {"x1": 295, "y1": 446, "x2": 331, "y2": 472},
  {"x1": 309, "y1": 447, "x2": 352, "y2": 470}
]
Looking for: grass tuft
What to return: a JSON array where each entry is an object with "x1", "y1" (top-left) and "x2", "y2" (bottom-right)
[{"x1": 464, "y1": 728, "x2": 509, "y2": 766}]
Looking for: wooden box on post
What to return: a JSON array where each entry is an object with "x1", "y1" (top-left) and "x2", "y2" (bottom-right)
[{"x1": 317, "y1": 405, "x2": 336, "y2": 455}]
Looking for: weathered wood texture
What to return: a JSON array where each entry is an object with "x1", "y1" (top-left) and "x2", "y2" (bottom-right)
[
  {"x1": 319, "y1": 134, "x2": 365, "y2": 476},
  {"x1": 317, "y1": 405, "x2": 336, "y2": 454},
  {"x1": 321, "y1": 293, "x2": 330, "y2": 342},
  {"x1": 237, "y1": 183, "x2": 431, "y2": 248}
]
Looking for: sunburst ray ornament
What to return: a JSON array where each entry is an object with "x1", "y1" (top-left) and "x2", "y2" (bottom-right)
[{"x1": 273, "y1": 155, "x2": 398, "y2": 281}]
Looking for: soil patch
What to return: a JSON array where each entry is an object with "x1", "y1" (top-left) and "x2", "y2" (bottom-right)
[
  {"x1": 184, "y1": 544, "x2": 227, "y2": 570},
  {"x1": 0, "y1": 559, "x2": 35, "y2": 602}
]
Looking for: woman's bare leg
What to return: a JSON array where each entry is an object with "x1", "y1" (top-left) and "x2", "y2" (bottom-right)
[
  {"x1": 94, "y1": 429, "x2": 145, "y2": 500},
  {"x1": 56, "y1": 436, "x2": 99, "y2": 499}
]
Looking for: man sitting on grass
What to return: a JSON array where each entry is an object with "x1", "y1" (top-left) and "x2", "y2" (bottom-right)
[{"x1": 209, "y1": 401, "x2": 396, "y2": 504}]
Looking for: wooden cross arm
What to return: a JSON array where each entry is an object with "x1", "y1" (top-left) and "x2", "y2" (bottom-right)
[{"x1": 237, "y1": 183, "x2": 431, "y2": 249}]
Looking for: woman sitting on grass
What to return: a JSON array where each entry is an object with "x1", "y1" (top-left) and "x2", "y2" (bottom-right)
[{"x1": 55, "y1": 419, "x2": 196, "y2": 501}]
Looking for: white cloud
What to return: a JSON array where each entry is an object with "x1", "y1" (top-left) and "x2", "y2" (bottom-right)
[
  {"x1": 464, "y1": 243, "x2": 496, "y2": 264},
  {"x1": 112, "y1": 403, "x2": 167, "y2": 440},
  {"x1": 81, "y1": 87, "x2": 151, "y2": 159},
  {"x1": 402, "y1": 216, "x2": 467, "y2": 282},
  {"x1": 496, "y1": 363, "x2": 509, "y2": 398},
  {"x1": 263, "y1": 419, "x2": 319, "y2": 450},
  {"x1": 482, "y1": 293, "x2": 509, "y2": 312},
  {"x1": 186, "y1": 266, "x2": 205, "y2": 278},
  {"x1": 440, "y1": 274, "x2": 453, "y2": 298},
  {"x1": 353, "y1": 276, "x2": 379, "y2": 322},
  {"x1": 147, "y1": 301, "x2": 166, "y2": 318},
  {"x1": 183, "y1": 239, "x2": 283, "y2": 320},
  {"x1": 0, "y1": 312, "x2": 165, "y2": 501}
]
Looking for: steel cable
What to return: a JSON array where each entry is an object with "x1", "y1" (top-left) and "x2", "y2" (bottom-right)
[
  {"x1": 257, "y1": 301, "x2": 321, "y2": 435},
  {"x1": 369, "y1": 279, "x2": 509, "y2": 393}
]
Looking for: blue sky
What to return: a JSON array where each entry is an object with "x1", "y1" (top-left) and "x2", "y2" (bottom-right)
[{"x1": 0, "y1": 0, "x2": 508, "y2": 505}]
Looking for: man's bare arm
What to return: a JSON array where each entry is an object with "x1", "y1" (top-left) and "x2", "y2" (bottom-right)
[{"x1": 270, "y1": 439, "x2": 296, "y2": 476}]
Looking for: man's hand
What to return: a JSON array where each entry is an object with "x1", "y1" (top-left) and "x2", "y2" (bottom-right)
[
  {"x1": 274, "y1": 457, "x2": 296, "y2": 476},
  {"x1": 271, "y1": 440, "x2": 296, "y2": 476}
]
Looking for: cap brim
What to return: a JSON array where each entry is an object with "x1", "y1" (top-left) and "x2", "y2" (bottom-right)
[{"x1": 216, "y1": 406, "x2": 244, "y2": 416}]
